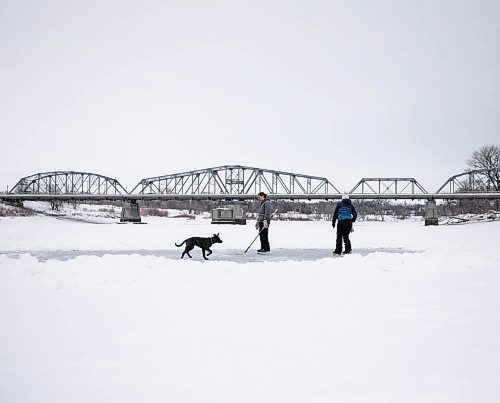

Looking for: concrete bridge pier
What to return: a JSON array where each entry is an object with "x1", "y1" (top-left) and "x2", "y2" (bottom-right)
[
  {"x1": 120, "y1": 200, "x2": 142, "y2": 223},
  {"x1": 424, "y1": 199, "x2": 438, "y2": 226},
  {"x1": 2, "y1": 199, "x2": 24, "y2": 208}
]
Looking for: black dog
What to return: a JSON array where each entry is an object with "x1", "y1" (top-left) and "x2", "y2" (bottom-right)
[{"x1": 175, "y1": 233, "x2": 223, "y2": 260}]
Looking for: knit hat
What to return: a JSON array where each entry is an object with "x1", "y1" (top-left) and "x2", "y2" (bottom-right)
[{"x1": 342, "y1": 193, "x2": 350, "y2": 200}]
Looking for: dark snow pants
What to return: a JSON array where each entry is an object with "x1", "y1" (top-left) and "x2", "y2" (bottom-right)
[
  {"x1": 258, "y1": 222, "x2": 270, "y2": 251},
  {"x1": 334, "y1": 219, "x2": 352, "y2": 254}
]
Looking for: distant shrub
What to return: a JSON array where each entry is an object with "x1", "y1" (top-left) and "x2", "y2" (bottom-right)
[
  {"x1": 0, "y1": 204, "x2": 34, "y2": 217},
  {"x1": 173, "y1": 214, "x2": 196, "y2": 219},
  {"x1": 140, "y1": 208, "x2": 170, "y2": 217}
]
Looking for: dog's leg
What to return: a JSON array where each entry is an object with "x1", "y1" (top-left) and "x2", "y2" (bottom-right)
[
  {"x1": 202, "y1": 248, "x2": 209, "y2": 260},
  {"x1": 183, "y1": 245, "x2": 194, "y2": 259},
  {"x1": 206, "y1": 248, "x2": 213, "y2": 256}
]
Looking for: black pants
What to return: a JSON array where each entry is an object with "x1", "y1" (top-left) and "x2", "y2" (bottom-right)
[
  {"x1": 258, "y1": 222, "x2": 270, "y2": 251},
  {"x1": 334, "y1": 219, "x2": 352, "y2": 254}
]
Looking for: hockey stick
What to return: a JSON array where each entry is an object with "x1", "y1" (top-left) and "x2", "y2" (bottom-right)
[{"x1": 237, "y1": 209, "x2": 279, "y2": 255}]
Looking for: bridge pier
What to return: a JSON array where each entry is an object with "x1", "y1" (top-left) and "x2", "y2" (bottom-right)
[
  {"x1": 1, "y1": 199, "x2": 24, "y2": 208},
  {"x1": 424, "y1": 199, "x2": 439, "y2": 226},
  {"x1": 120, "y1": 201, "x2": 142, "y2": 223}
]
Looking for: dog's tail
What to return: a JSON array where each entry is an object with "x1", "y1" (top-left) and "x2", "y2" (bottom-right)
[{"x1": 175, "y1": 240, "x2": 186, "y2": 247}]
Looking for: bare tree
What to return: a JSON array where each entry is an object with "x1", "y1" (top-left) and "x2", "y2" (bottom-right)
[
  {"x1": 467, "y1": 145, "x2": 500, "y2": 191},
  {"x1": 50, "y1": 200, "x2": 63, "y2": 211}
]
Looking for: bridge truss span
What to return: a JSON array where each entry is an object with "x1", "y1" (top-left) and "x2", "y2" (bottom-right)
[
  {"x1": 131, "y1": 165, "x2": 340, "y2": 196},
  {"x1": 350, "y1": 178, "x2": 428, "y2": 196},
  {"x1": 4, "y1": 167, "x2": 500, "y2": 202},
  {"x1": 9, "y1": 171, "x2": 128, "y2": 195},
  {"x1": 436, "y1": 168, "x2": 500, "y2": 194}
]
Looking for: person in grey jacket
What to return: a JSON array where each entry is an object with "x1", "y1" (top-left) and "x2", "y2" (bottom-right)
[{"x1": 255, "y1": 192, "x2": 272, "y2": 252}]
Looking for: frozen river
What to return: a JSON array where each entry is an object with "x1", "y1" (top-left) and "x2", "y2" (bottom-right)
[{"x1": 1, "y1": 215, "x2": 500, "y2": 403}]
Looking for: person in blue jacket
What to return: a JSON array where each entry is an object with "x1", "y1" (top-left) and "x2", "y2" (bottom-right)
[{"x1": 332, "y1": 193, "x2": 357, "y2": 255}]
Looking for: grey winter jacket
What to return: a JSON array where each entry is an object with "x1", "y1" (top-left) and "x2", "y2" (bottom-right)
[{"x1": 257, "y1": 200, "x2": 272, "y2": 222}]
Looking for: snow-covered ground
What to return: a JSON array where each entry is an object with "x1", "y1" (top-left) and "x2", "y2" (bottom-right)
[{"x1": 1, "y1": 214, "x2": 500, "y2": 403}]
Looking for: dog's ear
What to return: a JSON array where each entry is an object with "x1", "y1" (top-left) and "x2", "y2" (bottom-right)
[{"x1": 216, "y1": 233, "x2": 219, "y2": 237}]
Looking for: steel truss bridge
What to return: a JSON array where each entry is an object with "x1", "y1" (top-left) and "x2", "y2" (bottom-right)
[
  {"x1": 2, "y1": 166, "x2": 500, "y2": 202},
  {"x1": 9, "y1": 171, "x2": 128, "y2": 196},
  {"x1": 131, "y1": 165, "x2": 339, "y2": 196}
]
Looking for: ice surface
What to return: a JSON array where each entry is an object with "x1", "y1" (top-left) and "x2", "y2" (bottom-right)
[{"x1": 1, "y1": 215, "x2": 500, "y2": 403}]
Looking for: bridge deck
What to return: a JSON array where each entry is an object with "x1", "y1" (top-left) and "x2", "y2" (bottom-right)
[{"x1": 2, "y1": 193, "x2": 500, "y2": 201}]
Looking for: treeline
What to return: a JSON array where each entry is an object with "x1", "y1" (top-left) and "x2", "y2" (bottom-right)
[
  {"x1": 34, "y1": 198, "x2": 499, "y2": 219},
  {"x1": 438, "y1": 199, "x2": 499, "y2": 216},
  {"x1": 139, "y1": 199, "x2": 497, "y2": 219},
  {"x1": 135, "y1": 199, "x2": 427, "y2": 220}
]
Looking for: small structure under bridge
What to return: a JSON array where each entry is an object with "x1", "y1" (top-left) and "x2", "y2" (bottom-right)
[{"x1": 2, "y1": 166, "x2": 500, "y2": 225}]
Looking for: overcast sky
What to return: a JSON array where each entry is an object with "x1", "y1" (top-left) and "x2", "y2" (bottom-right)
[{"x1": 1, "y1": 0, "x2": 499, "y2": 193}]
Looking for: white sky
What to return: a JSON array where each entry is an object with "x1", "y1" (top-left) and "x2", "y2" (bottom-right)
[{"x1": 1, "y1": 0, "x2": 499, "y2": 193}]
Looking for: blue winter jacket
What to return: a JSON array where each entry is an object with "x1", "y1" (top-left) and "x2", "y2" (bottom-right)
[{"x1": 332, "y1": 199, "x2": 357, "y2": 223}]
